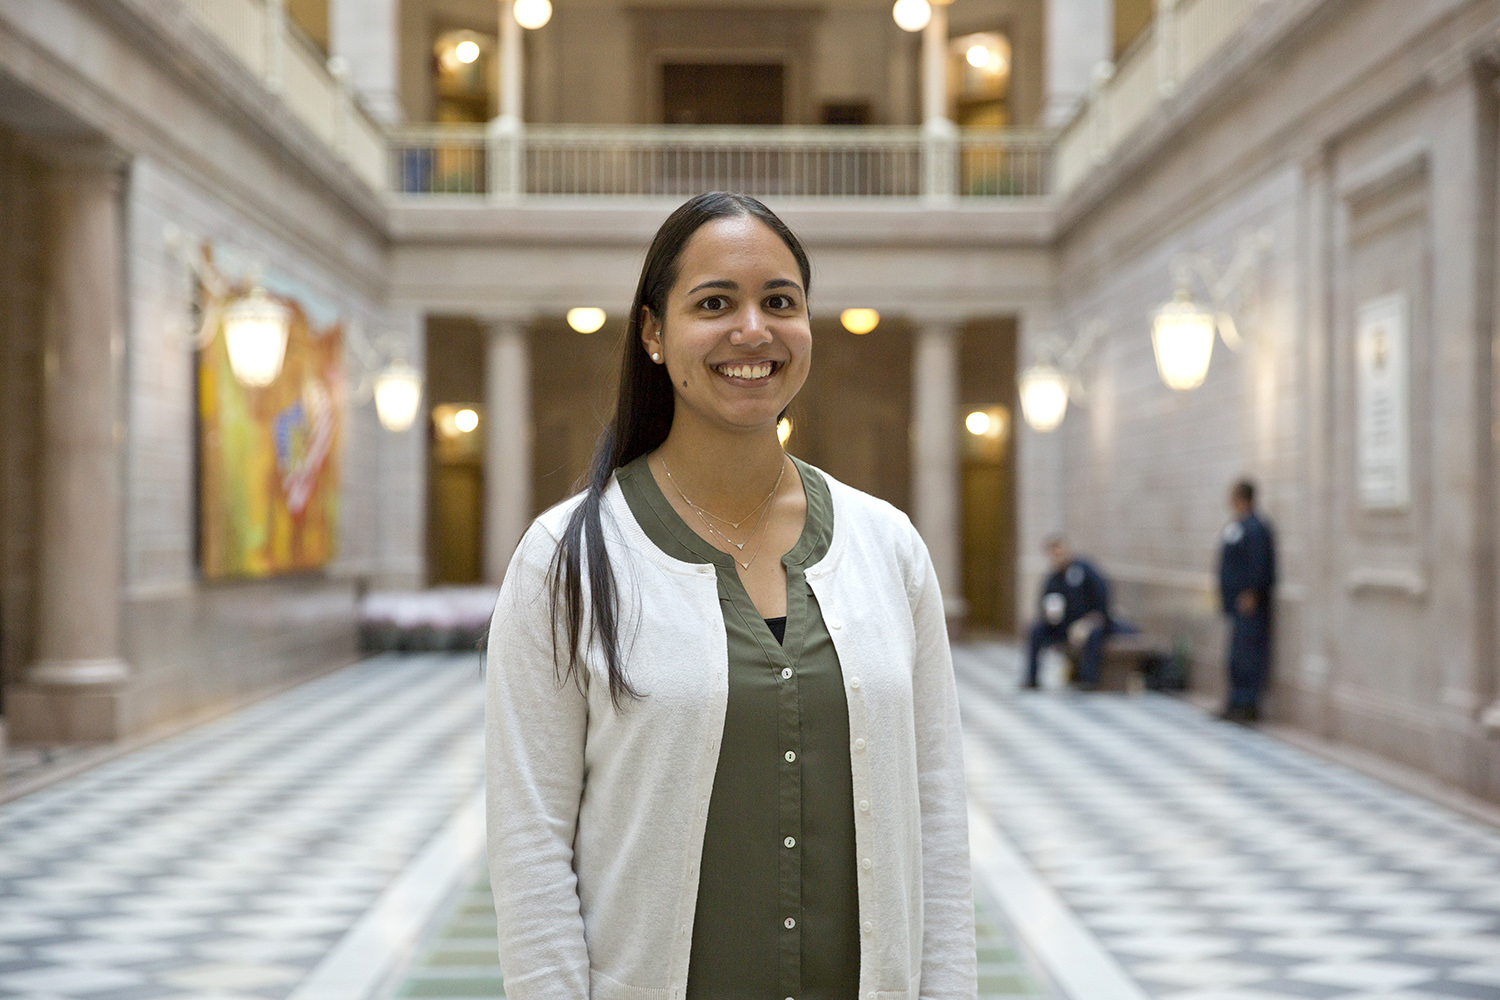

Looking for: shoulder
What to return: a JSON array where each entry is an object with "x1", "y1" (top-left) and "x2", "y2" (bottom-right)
[
  {"x1": 807, "y1": 463, "x2": 916, "y2": 538},
  {"x1": 803, "y1": 463, "x2": 927, "y2": 578},
  {"x1": 531, "y1": 490, "x2": 588, "y2": 542}
]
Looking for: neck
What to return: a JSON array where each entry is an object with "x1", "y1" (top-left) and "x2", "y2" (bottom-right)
[{"x1": 655, "y1": 418, "x2": 786, "y2": 510}]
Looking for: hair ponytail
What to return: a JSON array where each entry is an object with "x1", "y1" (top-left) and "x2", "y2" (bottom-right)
[{"x1": 546, "y1": 192, "x2": 811, "y2": 709}]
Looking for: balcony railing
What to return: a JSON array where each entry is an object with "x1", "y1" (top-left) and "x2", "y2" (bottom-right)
[
  {"x1": 1056, "y1": 0, "x2": 1271, "y2": 195},
  {"x1": 388, "y1": 125, "x2": 1055, "y2": 200}
]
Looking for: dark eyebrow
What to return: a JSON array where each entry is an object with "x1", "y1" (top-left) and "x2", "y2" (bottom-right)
[
  {"x1": 686, "y1": 279, "x2": 738, "y2": 295},
  {"x1": 685, "y1": 278, "x2": 804, "y2": 296}
]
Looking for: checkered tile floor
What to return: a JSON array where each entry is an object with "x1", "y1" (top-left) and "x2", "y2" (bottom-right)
[
  {"x1": 4, "y1": 645, "x2": 1497, "y2": 1000},
  {"x1": 955, "y1": 644, "x2": 1500, "y2": 1000},
  {"x1": 0, "y1": 653, "x2": 484, "y2": 1000}
]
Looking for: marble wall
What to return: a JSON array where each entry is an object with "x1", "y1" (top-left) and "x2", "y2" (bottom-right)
[{"x1": 1026, "y1": 0, "x2": 1500, "y2": 799}]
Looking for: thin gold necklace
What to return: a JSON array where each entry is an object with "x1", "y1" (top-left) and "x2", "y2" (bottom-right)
[
  {"x1": 660, "y1": 454, "x2": 787, "y2": 570},
  {"x1": 659, "y1": 453, "x2": 785, "y2": 531}
]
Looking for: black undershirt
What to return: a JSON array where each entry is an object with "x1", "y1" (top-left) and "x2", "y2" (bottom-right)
[{"x1": 764, "y1": 616, "x2": 788, "y2": 645}]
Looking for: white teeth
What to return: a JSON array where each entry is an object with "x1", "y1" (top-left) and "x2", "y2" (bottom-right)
[{"x1": 717, "y1": 362, "x2": 773, "y2": 380}]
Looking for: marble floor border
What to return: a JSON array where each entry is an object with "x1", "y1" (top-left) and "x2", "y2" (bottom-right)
[
  {"x1": 288, "y1": 786, "x2": 487, "y2": 1000},
  {"x1": 968, "y1": 749, "x2": 1153, "y2": 1000}
]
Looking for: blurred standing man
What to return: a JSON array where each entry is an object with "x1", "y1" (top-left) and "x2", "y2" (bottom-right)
[
  {"x1": 1217, "y1": 479, "x2": 1276, "y2": 722},
  {"x1": 1024, "y1": 536, "x2": 1113, "y2": 691}
]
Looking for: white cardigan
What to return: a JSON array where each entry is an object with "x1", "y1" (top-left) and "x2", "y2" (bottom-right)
[{"x1": 485, "y1": 467, "x2": 976, "y2": 1000}]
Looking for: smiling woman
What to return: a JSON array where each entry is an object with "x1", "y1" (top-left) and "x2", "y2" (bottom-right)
[{"x1": 484, "y1": 192, "x2": 977, "y2": 1000}]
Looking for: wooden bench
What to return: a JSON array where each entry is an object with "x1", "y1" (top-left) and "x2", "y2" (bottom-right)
[{"x1": 1066, "y1": 631, "x2": 1178, "y2": 692}]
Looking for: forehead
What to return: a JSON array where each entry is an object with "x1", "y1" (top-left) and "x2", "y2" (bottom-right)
[{"x1": 673, "y1": 215, "x2": 801, "y2": 286}]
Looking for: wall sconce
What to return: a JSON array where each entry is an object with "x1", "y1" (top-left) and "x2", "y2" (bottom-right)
[
  {"x1": 374, "y1": 361, "x2": 423, "y2": 432},
  {"x1": 1018, "y1": 319, "x2": 1105, "y2": 433},
  {"x1": 1018, "y1": 364, "x2": 1071, "y2": 433},
  {"x1": 165, "y1": 224, "x2": 424, "y2": 431},
  {"x1": 1151, "y1": 229, "x2": 1273, "y2": 392},
  {"x1": 221, "y1": 285, "x2": 291, "y2": 388}
]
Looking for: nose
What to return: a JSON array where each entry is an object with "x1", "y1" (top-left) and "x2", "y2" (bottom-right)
[{"x1": 731, "y1": 307, "x2": 774, "y2": 347}]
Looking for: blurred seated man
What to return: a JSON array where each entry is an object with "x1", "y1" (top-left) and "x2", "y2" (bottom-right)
[{"x1": 1024, "y1": 535, "x2": 1116, "y2": 691}]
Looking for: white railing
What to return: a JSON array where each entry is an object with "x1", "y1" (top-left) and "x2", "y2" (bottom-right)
[
  {"x1": 388, "y1": 125, "x2": 1054, "y2": 200},
  {"x1": 1055, "y1": 0, "x2": 1272, "y2": 197},
  {"x1": 182, "y1": 0, "x2": 387, "y2": 192}
]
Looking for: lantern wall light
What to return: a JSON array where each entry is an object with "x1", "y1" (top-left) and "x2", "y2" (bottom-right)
[
  {"x1": 1017, "y1": 319, "x2": 1105, "y2": 433},
  {"x1": 221, "y1": 285, "x2": 291, "y2": 388},
  {"x1": 1150, "y1": 229, "x2": 1273, "y2": 392},
  {"x1": 165, "y1": 227, "x2": 294, "y2": 391},
  {"x1": 373, "y1": 361, "x2": 424, "y2": 432}
]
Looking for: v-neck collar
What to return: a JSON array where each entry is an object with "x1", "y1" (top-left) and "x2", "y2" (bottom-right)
[{"x1": 617, "y1": 453, "x2": 831, "y2": 573}]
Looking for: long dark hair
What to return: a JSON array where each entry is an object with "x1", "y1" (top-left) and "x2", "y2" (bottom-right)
[{"x1": 547, "y1": 192, "x2": 812, "y2": 708}]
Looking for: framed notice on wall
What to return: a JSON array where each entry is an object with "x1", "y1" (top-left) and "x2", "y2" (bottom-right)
[{"x1": 1355, "y1": 293, "x2": 1410, "y2": 511}]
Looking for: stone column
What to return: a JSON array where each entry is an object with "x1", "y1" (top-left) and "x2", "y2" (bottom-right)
[
  {"x1": 498, "y1": 0, "x2": 523, "y2": 126},
  {"x1": 488, "y1": 0, "x2": 526, "y2": 198},
  {"x1": 483, "y1": 319, "x2": 532, "y2": 583},
  {"x1": 1042, "y1": 0, "x2": 1113, "y2": 127},
  {"x1": 27, "y1": 154, "x2": 130, "y2": 692},
  {"x1": 920, "y1": 1, "x2": 957, "y2": 200},
  {"x1": 912, "y1": 322, "x2": 966, "y2": 620},
  {"x1": 921, "y1": 1, "x2": 950, "y2": 127},
  {"x1": 329, "y1": 0, "x2": 403, "y2": 124}
]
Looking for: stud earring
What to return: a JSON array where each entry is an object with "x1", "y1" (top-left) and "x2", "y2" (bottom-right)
[{"x1": 651, "y1": 352, "x2": 661, "y2": 362}]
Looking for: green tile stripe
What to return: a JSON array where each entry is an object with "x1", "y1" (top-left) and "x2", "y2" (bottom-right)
[{"x1": 390, "y1": 865, "x2": 1050, "y2": 1000}]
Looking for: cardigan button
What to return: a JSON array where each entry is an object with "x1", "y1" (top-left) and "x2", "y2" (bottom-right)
[
  {"x1": 849, "y1": 677, "x2": 862, "y2": 689},
  {"x1": 829, "y1": 618, "x2": 843, "y2": 629},
  {"x1": 858, "y1": 799, "x2": 870, "y2": 812},
  {"x1": 861, "y1": 858, "x2": 872, "y2": 870},
  {"x1": 862, "y1": 920, "x2": 873, "y2": 934},
  {"x1": 854, "y1": 738, "x2": 866, "y2": 751}
]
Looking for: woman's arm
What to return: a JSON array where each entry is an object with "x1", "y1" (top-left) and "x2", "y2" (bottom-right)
[
  {"x1": 905, "y1": 524, "x2": 979, "y2": 1000},
  {"x1": 486, "y1": 522, "x2": 591, "y2": 1000}
]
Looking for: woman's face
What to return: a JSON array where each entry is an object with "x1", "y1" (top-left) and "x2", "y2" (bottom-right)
[{"x1": 642, "y1": 215, "x2": 811, "y2": 438}]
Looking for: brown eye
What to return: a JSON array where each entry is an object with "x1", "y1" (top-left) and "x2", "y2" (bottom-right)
[
  {"x1": 766, "y1": 294, "x2": 796, "y2": 311},
  {"x1": 699, "y1": 296, "x2": 728, "y2": 311}
]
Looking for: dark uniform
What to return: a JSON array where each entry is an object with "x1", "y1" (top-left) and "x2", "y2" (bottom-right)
[
  {"x1": 1026, "y1": 559, "x2": 1112, "y2": 687},
  {"x1": 1217, "y1": 512, "x2": 1276, "y2": 712}
]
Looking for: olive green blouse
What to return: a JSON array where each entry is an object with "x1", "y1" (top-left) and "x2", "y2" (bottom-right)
[{"x1": 617, "y1": 455, "x2": 860, "y2": 1000}]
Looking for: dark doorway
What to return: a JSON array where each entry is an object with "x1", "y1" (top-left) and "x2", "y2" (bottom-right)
[
  {"x1": 958, "y1": 318, "x2": 1019, "y2": 635},
  {"x1": 662, "y1": 63, "x2": 785, "y2": 125}
]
